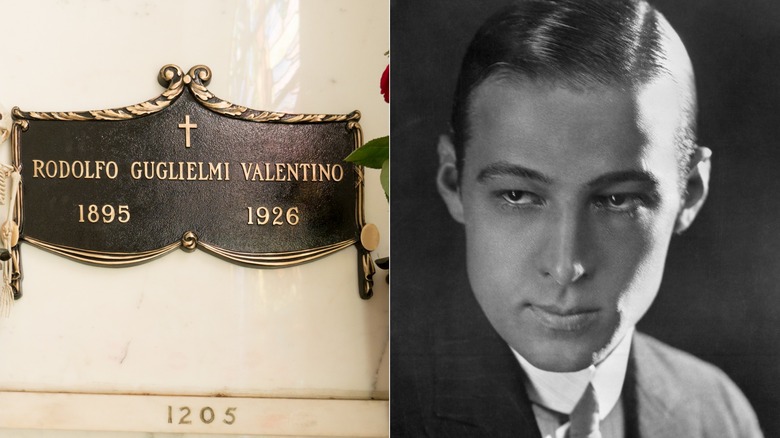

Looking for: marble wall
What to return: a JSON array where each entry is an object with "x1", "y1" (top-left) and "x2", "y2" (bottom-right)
[{"x1": 0, "y1": 0, "x2": 388, "y2": 436}]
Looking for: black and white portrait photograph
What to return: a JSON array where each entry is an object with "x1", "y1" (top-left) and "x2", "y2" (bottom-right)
[{"x1": 391, "y1": 0, "x2": 780, "y2": 436}]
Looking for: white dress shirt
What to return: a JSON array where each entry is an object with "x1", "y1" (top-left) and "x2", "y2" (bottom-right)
[{"x1": 511, "y1": 328, "x2": 634, "y2": 438}]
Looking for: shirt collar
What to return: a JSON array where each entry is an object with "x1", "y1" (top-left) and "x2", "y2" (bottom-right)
[{"x1": 511, "y1": 327, "x2": 634, "y2": 419}]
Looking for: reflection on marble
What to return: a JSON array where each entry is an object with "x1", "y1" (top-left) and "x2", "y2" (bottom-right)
[
  {"x1": 2, "y1": 432, "x2": 254, "y2": 438},
  {"x1": 228, "y1": 0, "x2": 302, "y2": 112},
  {"x1": 0, "y1": 432, "x2": 331, "y2": 438},
  {"x1": 0, "y1": 0, "x2": 388, "y2": 435},
  {"x1": 1, "y1": 433, "x2": 251, "y2": 438}
]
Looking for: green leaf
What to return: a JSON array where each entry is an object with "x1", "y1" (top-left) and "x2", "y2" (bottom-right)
[
  {"x1": 380, "y1": 159, "x2": 389, "y2": 200},
  {"x1": 345, "y1": 136, "x2": 389, "y2": 169}
]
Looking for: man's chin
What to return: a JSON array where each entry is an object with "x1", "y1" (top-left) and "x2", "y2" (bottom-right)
[
  {"x1": 514, "y1": 337, "x2": 609, "y2": 372},
  {"x1": 528, "y1": 353, "x2": 596, "y2": 373}
]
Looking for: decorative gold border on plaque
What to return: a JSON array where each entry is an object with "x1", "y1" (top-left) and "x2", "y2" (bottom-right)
[
  {"x1": 23, "y1": 237, "x2": 181, "y2": 266},
  {"x1": 349, "y1": 121, "x2": 376, "y2": 299},
  {"x1": 12, "y1": 65, "x2": 186, "y2": 121},
  {"x1": 12, "y1": 65, "x2": 362, "y2": 125},
  {"x1": 23, "y1": 236, "x2": 357, "y2": 268},
  {"x1": 11, "y1": 64, "x2": 376, "y2": 299},
  {"x1": 186, "y1": 65, "x2": 362, "y2": 123},
  {"x1": 199, "y1": 239, "x2": 358, "y2": 267}
]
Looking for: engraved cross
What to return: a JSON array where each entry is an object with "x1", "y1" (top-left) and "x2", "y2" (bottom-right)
[{"x1": 178, "y1": 115, "x2": 198, "y2": 148}]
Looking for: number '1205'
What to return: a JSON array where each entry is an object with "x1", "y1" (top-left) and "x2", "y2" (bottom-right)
[{"x1": 167, "y1": 405, "x2": 237, "y2": 425}]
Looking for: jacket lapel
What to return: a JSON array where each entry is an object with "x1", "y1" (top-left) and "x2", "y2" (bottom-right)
[
  {"x1": 624, "y1": 333, "x2": 690, "y2": 438},
  {"x1": 431, "y1": 282, "x2": 541, "y2": 437}
]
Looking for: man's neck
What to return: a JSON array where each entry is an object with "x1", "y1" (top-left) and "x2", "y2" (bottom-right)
[{"x1": 511, "y1": 328, "x2": 634, "y2": 419}]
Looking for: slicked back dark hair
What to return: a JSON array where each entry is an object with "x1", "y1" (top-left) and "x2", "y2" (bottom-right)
[{"x1": 451, "y1": 0, "x2": 697, "y2": 183}]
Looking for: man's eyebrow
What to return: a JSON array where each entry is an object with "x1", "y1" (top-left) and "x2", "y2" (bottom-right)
[
  {"x1": 586, "y1": 170, "x2": 660, "y2": 188},
  {"x1": 476, "y1": 162, "x2": 553, "y2": 184}
]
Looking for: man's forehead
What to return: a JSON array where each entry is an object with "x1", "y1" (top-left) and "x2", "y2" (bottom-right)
[
  {"x1": 466, "y1": 74, "x2": 687, "y2": 140},
  {"x1": 467, "y1": 77, "x2": 644, "y2": 148},
  {"x1": 462, "y1": 76, "x2": 684, "y2": 188}
]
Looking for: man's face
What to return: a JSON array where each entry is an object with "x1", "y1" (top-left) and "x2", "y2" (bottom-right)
[{"x1": 438, "y1": 76, "x2": 706, "y2": 372}]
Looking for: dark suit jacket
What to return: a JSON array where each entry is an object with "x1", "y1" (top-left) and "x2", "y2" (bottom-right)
[{"x1": 391, "y1": 274, "x2": 763, "y2": 437}]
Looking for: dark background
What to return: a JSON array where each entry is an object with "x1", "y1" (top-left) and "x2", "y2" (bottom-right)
[{"x1": 391, "y1": 0, "x2": 780, "y2": 435}]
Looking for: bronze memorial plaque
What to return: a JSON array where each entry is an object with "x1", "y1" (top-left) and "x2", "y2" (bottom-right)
[{"x1": 6, "y1": 64, "x2": 376, "y2": 299}]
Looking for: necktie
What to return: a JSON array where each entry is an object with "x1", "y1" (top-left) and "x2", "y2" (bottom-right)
[{"x1": 567, "y1": 383, "x2": 601, "y2": 438}]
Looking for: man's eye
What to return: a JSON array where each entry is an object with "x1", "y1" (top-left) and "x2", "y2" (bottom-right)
[
  {"x1": 500, "y1": 190, "x2": 541, "y2": 205},
  {"x1": 595, "y1": 194, "x2": 644, "y2": 212}
]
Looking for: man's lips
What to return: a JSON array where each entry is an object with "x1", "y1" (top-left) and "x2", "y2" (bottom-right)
[{"x1": 527, "y1": 304, "x2": 600, "y2": 331}]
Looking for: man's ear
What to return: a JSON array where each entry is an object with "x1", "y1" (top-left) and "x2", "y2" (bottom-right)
[
  {"x1": 675, "y1": 146, "x2": 712, "y2": 234},
  {"x1": 436, "y1": 134, "x2": 465, "y2": 224}
]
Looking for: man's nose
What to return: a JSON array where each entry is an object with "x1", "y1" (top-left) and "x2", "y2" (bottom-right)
[{"x1": 538, "y1": 208, "x2": 590, "y2": 286}]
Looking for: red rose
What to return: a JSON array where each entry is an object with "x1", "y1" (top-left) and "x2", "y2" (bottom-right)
[{"x1": 380, "y1": 64, "x2": 389, "y2": 103}]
